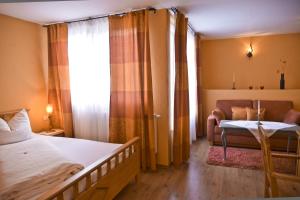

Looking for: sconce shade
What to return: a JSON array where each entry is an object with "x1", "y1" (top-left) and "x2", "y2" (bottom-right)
[
  {"x1": 46, "y1": 104, "x2": 53, "y2": 114},
  {"x1": 247, "y1": 51, "x2": 253, "y2": 58},
  {"x1": 246, "y1": 44, "x2": 253, "y2": 58}
]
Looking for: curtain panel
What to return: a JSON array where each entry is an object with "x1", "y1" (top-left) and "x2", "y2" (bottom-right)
[
  {"x1": 47, "y1": 24, "x2": 74, "y2": 137},
  {"x1": 187, "y1": 28, "x2": 197, "y2": 143},
  {"x1": 195, "y1": 34, "x2": 203, "y2": 137},
  {"x1": 109, "y1": 10, "x2": 157, "y2": 170},
  {"x1": 68, "y1": 18, "x2": 110, "y2": 142},
  {"x1": 173, "y1": 12, "x2": 190, "y2": 166}
]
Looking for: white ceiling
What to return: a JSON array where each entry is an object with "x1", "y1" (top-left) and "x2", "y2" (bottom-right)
[{"x1": 0, "y1": 0, "x2": 300, "y2": 39}]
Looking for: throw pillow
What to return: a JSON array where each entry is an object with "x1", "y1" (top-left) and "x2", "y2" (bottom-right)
[
  {"x1": 246, "y1": 107, "x2": 266, "y2": 121},
  {"x1": 0, "y1": 118, "x2": 10, "y2": 132},
  {"x1": 232, "y1": 107, "x2": 247, "y2": 120},
  {"x1": 8, "y1": 109, "x2": 32, "y2": 132},
  {"x1": 283, "y1": 109, "x2": 300, "y2": 125}
]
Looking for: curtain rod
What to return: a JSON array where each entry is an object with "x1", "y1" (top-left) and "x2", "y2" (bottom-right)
[
  {"x1": 43, "y1": 7, "x2": 156, "y2": 27},
  {"x1": 169, "y1": 7, "x2": 197, "y2": 35}
]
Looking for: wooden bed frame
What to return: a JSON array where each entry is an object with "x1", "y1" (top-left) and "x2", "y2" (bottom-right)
[
  {"x1": 40, "y1": 137, "x2": 140, "y2": 200},
  {"x1": 0, "y1": 108, "x2": 30, "y2": 120},
  {"x1": 0, "y1": 109, "x2": 140, "y2": 200}
]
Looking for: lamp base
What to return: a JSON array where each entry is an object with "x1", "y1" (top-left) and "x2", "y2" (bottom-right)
[{"x1": 48, "y1": 115, "x2": 53, "y2": 131}]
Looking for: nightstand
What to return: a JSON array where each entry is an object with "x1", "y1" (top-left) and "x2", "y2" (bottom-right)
[{"x1": 38, "y1": 129, "x2": 65, "y2": 137}]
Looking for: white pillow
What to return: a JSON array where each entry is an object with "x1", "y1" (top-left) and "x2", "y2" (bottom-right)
[
  {"x1": 8, "y1": 109, "x2": 32, "y2": 132},
  {"x1": 0, "y1": 129, "x2": 32, "y2": 145},
  {"x1": 0, "y1": 118, "x2": 10, "y2": 131}
]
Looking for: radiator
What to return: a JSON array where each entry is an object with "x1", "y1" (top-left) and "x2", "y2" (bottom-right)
[{"x1": 153, "y1": 114, "x2": 160, "y2": 154}]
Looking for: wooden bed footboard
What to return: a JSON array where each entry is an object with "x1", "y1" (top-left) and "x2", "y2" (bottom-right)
[{"x1": 39, "y1": 137, "x2": 140, "y2": 200}]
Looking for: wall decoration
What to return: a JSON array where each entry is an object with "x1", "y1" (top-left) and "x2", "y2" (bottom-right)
[
  {"x1": 278, "y1": 59, "x2": 287, "y2": 89},
  {"x1": 246, "y1": 43, "x2": 253, "y2": 58},
  {"x1": 232, "y1": 72, "x2": 236, "y2": 89}
]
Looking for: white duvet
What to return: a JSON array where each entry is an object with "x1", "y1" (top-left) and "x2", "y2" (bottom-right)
[
  {"x1": 32, "y1": 134, "x2": 122, "y2": 167},
  {"x1": 0, "y1": 138, "x2": 83, "y2": 200}
]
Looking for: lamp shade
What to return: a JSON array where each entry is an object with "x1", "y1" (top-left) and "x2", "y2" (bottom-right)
[
  {"x1": 46, "y1": 104, "x2": 53, "y2": 114},
  {"x1": 246, "y1": 44, "x2": 253, "y2": 58}
]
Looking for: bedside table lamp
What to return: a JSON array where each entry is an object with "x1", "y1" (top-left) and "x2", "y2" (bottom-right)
[{"x1": 46, "y1": 104, "x2": 53, "y2": 131}]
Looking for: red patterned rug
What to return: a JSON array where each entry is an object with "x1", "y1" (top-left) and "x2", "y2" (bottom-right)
[{"x1": 207, "y1": 146, "x2": 296, "y2": 174}]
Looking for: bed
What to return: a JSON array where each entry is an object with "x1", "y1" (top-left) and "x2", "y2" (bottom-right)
[{"x1": 0, "y1": 109, "x2": 140, "y2": 200}]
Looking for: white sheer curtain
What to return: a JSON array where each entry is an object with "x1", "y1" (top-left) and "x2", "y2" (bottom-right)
[
  {"x1": 169, "y1": 12, "x2": 176, "y2": 161},
  {"x1": 187, "y1": 28, "x2": 197, "y2": 143},
  {"x1": 68, "y1": 18, "x2": 110, "y2": 142}
]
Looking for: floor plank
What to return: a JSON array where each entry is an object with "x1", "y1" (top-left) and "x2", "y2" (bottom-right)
[{"x1": 115, "y1": 138, "x2": 265, "y2": 200}]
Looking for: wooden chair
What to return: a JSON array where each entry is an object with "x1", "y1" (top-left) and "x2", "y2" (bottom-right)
[{"x1": 258, "y1": 126, "x2": 300, "y2": 197}]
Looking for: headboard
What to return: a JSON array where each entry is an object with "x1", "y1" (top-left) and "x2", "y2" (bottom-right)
[{"x1": 0, "y1": 108, "x2": 30, "y2": 121}]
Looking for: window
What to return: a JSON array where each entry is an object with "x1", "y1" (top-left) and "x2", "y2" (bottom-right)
[
  {"x1": 187, "y1": 27, "x2": 197, "y2": 143},
  {"x1": 169, "y1": 12, "x2": 176, "y2": 161},
  {"x1": 169, "y1": 13, "x2": 197, "y2": 146},
  {"x1": 68, "y1": 18, "x2": 110, "y2": 141},
  {"x1": 169, "y1": 12, "x2": 176, "y2": 133}
]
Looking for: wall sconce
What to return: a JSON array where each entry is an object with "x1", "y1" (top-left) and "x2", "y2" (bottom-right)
[
  {"x1": 46, "y1": 104, "x2": 53, "y2": 131},
  {"x1": 246, "y1": 43, "x2": 253, "y2": 58}
]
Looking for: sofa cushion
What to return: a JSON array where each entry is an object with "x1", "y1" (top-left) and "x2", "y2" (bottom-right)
[
  {"x1": 253, "y1": 100, "x2": 293, "y2": 122},
  {"x1": 216, "y1": 100, "x2": 253, "y2": 120},
  {"x1": 283, "y1": 109, "x2": 300, "y2": 125},
  {"x1": 246, "y1": 107, "x2": 266, "y2": 121},
  {"x1": 232, "y1": 107, "x2": 247, "y2": 120}
]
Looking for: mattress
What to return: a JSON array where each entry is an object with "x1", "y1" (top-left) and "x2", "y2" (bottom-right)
[
  {"x1": 31, "y1": 134, "x2": 126, "y2": 199},
  {"x1": 0, "y1": 133, "x2": 126, "y2": 200},
  {"x1": 32, "y1": 133, "x2": 122, "y2": 167},
  {"x1": 0, "y1": 138, "x2": 84, "y2": 200}
]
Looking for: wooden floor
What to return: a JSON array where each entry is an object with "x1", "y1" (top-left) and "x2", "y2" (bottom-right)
[{"x1": 115, "y1": 138, "x2": 265, "y2": 200}]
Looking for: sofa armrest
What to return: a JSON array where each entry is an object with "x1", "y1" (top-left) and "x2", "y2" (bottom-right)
[
  {"x1": 207, "y1": 114, "x2": 217, "y2": 145},
  {"x1": 211, "y1": 108, "x2": 225, "y2": 125},
  {"x1": 283, "y1": 109, "x2": 300, "y2": 125}
]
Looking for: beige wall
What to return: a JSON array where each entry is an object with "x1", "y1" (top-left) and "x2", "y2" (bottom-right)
[
  {"x1": 149, "y1": 9, "x2": 170, "y2": 166},
  {"x1": 0, "y1": 14, "x2": 48, "y2": 132},
  {"x1": 201, "y1": 33, "x2": 300, "y2": 89}
]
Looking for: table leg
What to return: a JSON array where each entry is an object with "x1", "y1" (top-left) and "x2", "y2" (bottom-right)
[
  {"x1": 287, "y1": 135, "x2": 291, "y2": 153},
  {"x1": 221, "y1": 129, "x2": 227, "y2": 160},
  {"x1": 297, "y1": 137, "x2": 300, "y2": 176}
]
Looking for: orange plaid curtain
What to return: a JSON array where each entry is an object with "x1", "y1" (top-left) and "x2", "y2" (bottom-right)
[
  {"x1": 47, "y1": 24, "x2": 74, "y2": 137},
  {"x1": 173, "y1": 12, "x2": 190, "y2": 166},
  {"x1": 195, "y1": 33, "x2": 203, "y2": 137},
  {"x1": 109, "y1": 11, "x2": 157, "y2": 170}
]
